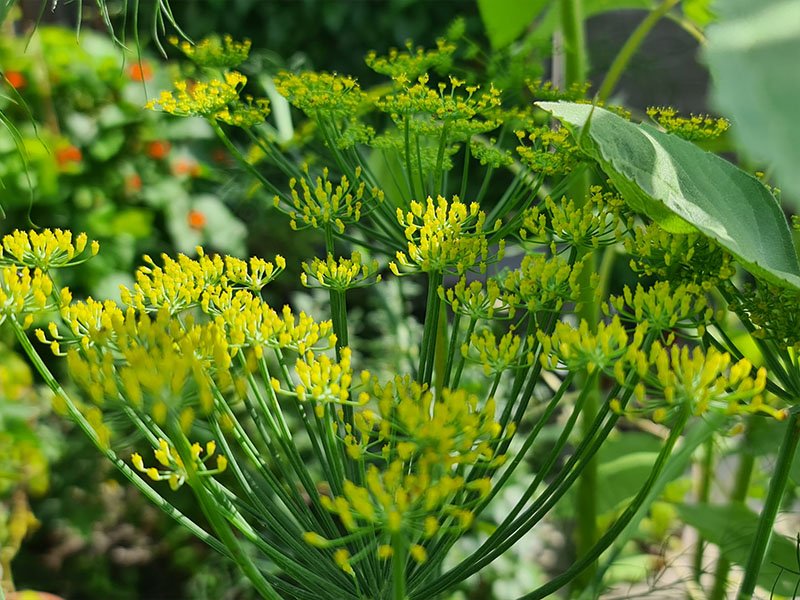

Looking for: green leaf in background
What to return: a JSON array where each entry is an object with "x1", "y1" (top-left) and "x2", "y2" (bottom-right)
[
  {"x1": 705, "y1": 0, "x2": 800, "y2": 205},
  {"x1": 476, "y1": 0, "x2": 549, "y2": 49},
  {"x1": 676, "y1": 503, "x2": 800, "y2": 597},
  {"x1": 538, "y1": 101, "x2": 800, "y2": 290}
]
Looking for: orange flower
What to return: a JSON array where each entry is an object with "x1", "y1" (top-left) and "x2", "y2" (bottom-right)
[
  {"x1": 125, "y1": 173, "x2": 142, "y2": 194},
  {"x1": 146, "y1": 140, "x2": 171, "y2": 160},
  {"x1": 173, "y1": 158, "x2": 201, "y2": 177},
  {"x1": 5, "y1": 70, "x2": 26, "y2": 90},
  {"x1": 128, "y1": 62, "x2": 153, "y2": 82},
  {"x1": 187, "y1": 209, "x2": 207, "y2": 230},
  {"x1": 55, "y1": 145, "x2": 82, "y2": 167}
]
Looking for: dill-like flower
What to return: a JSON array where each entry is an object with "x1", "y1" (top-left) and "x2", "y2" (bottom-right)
[
  {"x1": 526, "y1": 78, "x2": 590, "y2": 102},
  {"x1": 274, "y1": 71, "x2": 367, "y2": 120},
  {"x1": 376, "y1": 74, "x2": 502, "y2": 141},
  {"x1": 441, "y1": 278, "x2": 515, "y2": 320},
  {"x1": 522, "y1": 187, "x2": 624, "y2": 251},
  {"x1": 301, "y1": 252, "x2": 381, "y2": 291},
  {"x1": 728, "y1": 281, "x2": 800, "y2": 350},
  {"x1": 145, "y1": 72, "x2": 247, "y2": 118},
  {"x1": 647, "y1": 106, "x2": 730, "y2": 141},
  {"x1": 607, "y1": 281, "x2": 712, "y2": 337},
  {"x1": 365, "y1": 38, "x2": 456, "y2": 78},
  {"x1": 170, "y1": 34, "x2": 252, "y2": 68},
  {"x1": 304, "y1": 377, "x2": 502, "y2": 572},
  {"x1": 627, "y1": 345, "x2": 779, "y2": 422},
  {"x1": 516, "y1": 125, "x2": 582, "y2": 176},
  {"x1": 274, "y1": 165, "x2": 383, "y2": 233},
  {"x1": 214, "y1": 96, "x2": 271, "y2": 127},
  {"x1": 1, "y1": 229, "x2": 98, "y2": 271},
  {"x1": 625, "y1": 223, "x2": 735, "y2": 288},
  {"x1": 470, "y1": 138, "x2": 514, "y2": 168},
  {"x1": 132, "y1": 438, "x2": 227, "y2": 491},
  {"x1": 463, "y1": 329, "x2": 534, "y2": 376},
  {"x1": 0, "y1": 266, "x2": 53, "y2": 329},
  {"x1": 539, "y1": 316, "x2": 645, "y2": 376},
  {"x1": 501, "y1": 254, "x2": 585, "y2": 314},
  {"x1": 391, "y1": 195, "x2": 502, "y2": 275}
]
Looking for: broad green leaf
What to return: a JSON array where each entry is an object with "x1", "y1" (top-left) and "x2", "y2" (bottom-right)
[
  {"x1": 677, "y1": 503, "x2": 800, "y2": 597},
  {"x1": 538, "y1": 101, "x2": 800, "y2": 291},
  {"x1": 476, "y1": 0, "x2": 550, "y2": 49},
  {"x1": 705, "y1": 0, "x2": 800, "y2": 204}
]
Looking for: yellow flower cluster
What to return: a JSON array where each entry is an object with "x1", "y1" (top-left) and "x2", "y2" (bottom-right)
[
  {"x1": 132, "y1": 438, "x2": 227, "y2": 491},
  {"x1": 1, "y1": 229, "x2": 98, "y2": 271},
  {"x1": 647, "y1": 106, "x2": 730, "y2": 141},
  {"x1": 306, "y1": 377, "x2": 503, "y2": 570},
  {"x1": 516, "y1": 125, "x2": 581, "y2": 176},
  {"x1": 522, "y1": 187, "x2": 624, "y2": 250},
  {"x1": 120, "y1": 249, "x2": 284, "y2": 313},
  {"x1": 728, "y1": 281, "x2": 800, "y2": 350},
  {"x1": 64, "y1": 308, "x2": 232, "y2": 418},
  {"x1": 170, "y1": 34, "x2": 252, "y2": 68},
  {"x1": 207, "y1": 288, "x2": 335, "y2": 357},
  {"x1": 146, "y1": 72, "x2": 246, "y2": 118},
  {"x1": 539, "y1": 316, "x2": 646, "y2": 377},
  {"x1": 0, "y1": 266, "x2": 53, "y2": 329},
  {"x1": 365, "y1": 38, "x2": 456, "y2": 78},
  {"x1": 215, "y1": 96, "x2": 271, "y2": 128},
  {"x1": 301, "y1": 252, "x2": 381, "y2": 291},
  {"x1": 275, "y1": 166, "x2": 382, "y2": 233},
  {"x1": 377, "y1": 74, "x2": 502, "y2": 140},
  {"x1": 607, "y1": 281, "x2": 712, "y2": 335},
  {"x1": 626, "y1": 345, "x2": 779, "y2": 422},
  {"x1": 274, "y1": 71, "x2": 367, "y2": 120},
  {"x1": 501, "y1": 254, "x2": 584, "y2": 314},
  {"x1": 463, "y1": 329, "x2": 534, "y2": 377},
  {"x1": 275, "y1": 347, "x2": 365, "y2": 416},
  {"x1": 441, "y1": 278, "x2": 514, "y2": 320},
  {"x1": 391, "y1": 195, "x2": 501, "y2": 275},
  {"x1": 625, "y1": 223, "x2": 735, "y2": 288}
]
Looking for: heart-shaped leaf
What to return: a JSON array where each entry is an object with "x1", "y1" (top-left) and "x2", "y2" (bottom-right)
[{"x1": 538, "y1": 101, "x2": 800, "y2": 290}]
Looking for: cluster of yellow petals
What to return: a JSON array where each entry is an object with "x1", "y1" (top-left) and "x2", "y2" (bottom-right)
[
  {"x1": 146, "y1": 72, "x2": 246, "y2": 118},
  {"x1": 306, "y1": 377, "x2": 505, "y2": 572},
  {"x1": 132, "y1": 438, "x2": 227, "y2": 491},
  {"x1": 391, "y1": 195, "x2": 501, "y2": 275},
  {"x1": 300, "y1": 252, "x2": 381, "y2": 291},
  {"x1": 1, "y1": 229, "x2": 98, "y2": 271},
  {"x1": 0, "y1": 266, "x2": 52, "y2": 328}
]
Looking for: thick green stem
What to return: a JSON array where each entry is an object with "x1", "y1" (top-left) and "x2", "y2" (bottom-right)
[
  {"x1": 559, "y1": 0, "x2": 587, "y2": 88},
  {"x1": 595, "y1": 0, "x2": 681, "y2": 103},
  {"x1": 392, "y1": 533, "x2": 408, "y2": 600},
  {"x1": 692, "y1": 437, "x2": 715, "y2": 582},
  {"x1": 710, "y1": 425, "x2": 755, "y2": 600},
  {"x1": 738, "y1": 411, "x2": 800, "y2": 599}
]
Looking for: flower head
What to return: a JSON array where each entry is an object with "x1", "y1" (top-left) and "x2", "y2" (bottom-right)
[
  {"x1": 170, "y1": 34, "x2": 252, "y2": 68},
  {"x1": 146, "y1": 72, "x2": 247, "y2": 118},
  {"x1": 391, "y1": 195, "x2": 501, "y2": 275},
  {"x1": 1, "y1": 229, "x2": 99, "y2": 271}
]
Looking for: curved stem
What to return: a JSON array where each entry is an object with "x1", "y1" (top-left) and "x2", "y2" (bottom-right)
[
  {"x1": 595, "y1": 0, "x2": 681, "y2": 104},
  {"x1": 738, "y1": 410, "x2": 800, "y2": 599}
]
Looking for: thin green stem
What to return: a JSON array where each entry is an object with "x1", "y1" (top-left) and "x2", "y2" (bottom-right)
[
  {"x1": 738, "y1": 410, "x2": 800, "y2": 599},
  {"x1": 559, "y1": 0, "x2": 587, "y2": 88},
  {"x1": 392, "y1": 533, "x2": 408, "y2": 600},
  {"x1": 596, "y1": 0, "x2": 681, "y2": 103}
]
